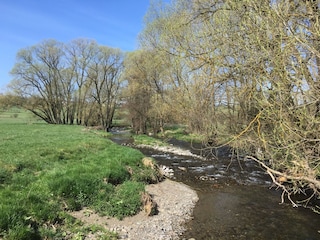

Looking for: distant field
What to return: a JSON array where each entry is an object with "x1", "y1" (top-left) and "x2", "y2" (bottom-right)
[
  {"x1": 0, "y1": 108, "x2": 156, "y2": 239},
  {"x1": 0, "y1": 107, "x2": 42, "y2": 124}
]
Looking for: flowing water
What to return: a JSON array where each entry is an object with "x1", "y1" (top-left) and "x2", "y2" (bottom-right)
[{"x1": 110, "y1": 130, "x2": 320, "y2": 240}]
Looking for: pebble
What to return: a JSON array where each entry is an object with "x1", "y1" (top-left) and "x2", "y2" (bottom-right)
[
  {"x1": 70, "y1": 179, "x2": 198, "y2": 240},
  {"x1": 112, "y1": 180, "x2": 198, "y2": 240}
]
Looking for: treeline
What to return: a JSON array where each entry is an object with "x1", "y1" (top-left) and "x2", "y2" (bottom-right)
[
  {"x1": 10, "y1": 39, "x2": 123, "y2": 131},
  {"x1": 123, "y1": 0, "x2": 320, "y2": 208}
]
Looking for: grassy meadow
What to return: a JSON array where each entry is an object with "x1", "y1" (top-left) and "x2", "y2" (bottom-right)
[{"x1": 0, "y1": 109, "x2": 158, "y2": 239}]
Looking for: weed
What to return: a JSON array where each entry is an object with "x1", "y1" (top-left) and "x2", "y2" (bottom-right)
[{"x1": 4, "y1": 223, "x2": 41, "y2": 240}]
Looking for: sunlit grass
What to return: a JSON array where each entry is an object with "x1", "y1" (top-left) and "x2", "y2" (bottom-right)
[
  {"x1": 133, "y1": 134, "x2": 168, "y2": 146},
  {"x1": 0, "y1": 107, "x2": 42, "y2": 124},
  {"x1": 0, "y1": 109, "x2": 158, "y2": 239},
  {"x1": 159, "y1": 125, "x2": 205, "y2": 143}
]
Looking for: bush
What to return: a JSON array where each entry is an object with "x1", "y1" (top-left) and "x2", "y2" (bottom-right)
[
  {"x1": 131, "y1": 167, "x2": 162, "y2": 184},
  {"x1": 48, "y1": 171, "x2": 107, "y2": 209},
  {"x1": 107, "y1": 181, "x2": 144, "y2": 219},
  {"x1": 104, "y1": 165, "x2": 131, "y2": 185}
]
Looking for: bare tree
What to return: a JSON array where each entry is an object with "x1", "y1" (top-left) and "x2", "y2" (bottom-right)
[
  {"x1": 64, "y1": 39, "x2": 98, "y2": 125},
  {"x1": 10, "y1": 39, "x2": 124, "y2": 130},
  {"x1": 10, "y1": 39, "x2": 66, "y2": 123},
  {"x1": 88, "y1": 46, "x2": 123, "y2": 131}
]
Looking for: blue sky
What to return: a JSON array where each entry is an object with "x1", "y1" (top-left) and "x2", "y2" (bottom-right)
[{"x1": 0, "y1": 0, "x2": 154, "y2": 93}]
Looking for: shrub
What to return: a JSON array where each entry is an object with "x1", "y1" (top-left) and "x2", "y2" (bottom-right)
[
  {"x1": 104, "y1": 165, "x2": 131, "y2": 185},
  {"x1": 5, "y1": 224, "x2": 41, "y2": 240},
  {"x1": 131, "y1": 167, "x2": 162, "y2": 184},
  {"x1": 107, "y1": 181, "x2": 144, "y2": 219},
  {"x1": 48, "y1": 172, "x2": 105, "y2": 209}
]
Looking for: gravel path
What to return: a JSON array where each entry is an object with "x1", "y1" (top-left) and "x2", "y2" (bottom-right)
[{"x1": 71, "y1": 179, "x2": 198, "y2": 240}]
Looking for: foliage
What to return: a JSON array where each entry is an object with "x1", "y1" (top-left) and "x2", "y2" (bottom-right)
[
  {"x1": 0, "y1": 94, "x2": 24, "y2": 110},
  {"x1": 106, "y1": 181, "x2": 145, "y2": 220},
  {"x1": 137, "y1": 0, "x2": 320, "y2": 209},
  {"x1": 159, "y1": 125, "x2": 205, "y2": 143},
  {"x1": 9, "y1": 39, "x2": 123, "y2": 130},
  {"x1": 0, "y1": 115, "x2": 158, "y2": 239},
  {"x1": 133, "y1": 134, "x2": 168, "y2": 146},
  {"x1": 123, "y1": 50, "x2": 172, "y2": 134}
]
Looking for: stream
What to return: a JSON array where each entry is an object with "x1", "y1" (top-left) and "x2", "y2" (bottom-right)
[{"x1": 110, "y1": 130, "x2": 320, "y2": 240}]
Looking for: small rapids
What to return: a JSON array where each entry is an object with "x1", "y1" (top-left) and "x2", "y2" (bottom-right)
[{"x1": 110, "y1": 130, "x2": 320, "y2": 240}]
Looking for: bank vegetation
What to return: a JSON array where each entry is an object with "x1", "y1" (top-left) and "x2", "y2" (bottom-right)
[{"x1": 125, "y1": 0, "x2": 320, "y2": 211}]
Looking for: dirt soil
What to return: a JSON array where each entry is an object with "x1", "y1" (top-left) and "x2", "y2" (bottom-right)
[{"x1": 70, "y1": 179, "x2": 199, "y2": 240}]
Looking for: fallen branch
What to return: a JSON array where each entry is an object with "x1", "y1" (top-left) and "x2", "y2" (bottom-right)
[{"x1": 245, "y1": 155, "x2": 320, "y2": 208}]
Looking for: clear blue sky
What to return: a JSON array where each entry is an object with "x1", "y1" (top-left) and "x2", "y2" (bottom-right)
[{"x1": 0, "y1": 0, "x2": 155, "y2": 93}]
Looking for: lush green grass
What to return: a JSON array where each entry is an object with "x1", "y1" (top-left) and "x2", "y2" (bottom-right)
[
  {"x1": 132, "y1": 125, "x2": 205, "y2": 147},
  {"x1": 0, "y1": 107, "x2": 42, "y2": 124},
  {"x1": 133, "y1": 134, "x2": 169, "y2": 146},
  {"x1": 158, "y1": 125, "x2": 205, "y2": 143},
  {"x1": 0, "y1": 109, "x2": 158, "y2": 239}
]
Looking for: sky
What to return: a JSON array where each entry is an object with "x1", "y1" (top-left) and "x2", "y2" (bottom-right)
[{"x1": 0, "y1": 0, "x2": 154, "y2": 93}]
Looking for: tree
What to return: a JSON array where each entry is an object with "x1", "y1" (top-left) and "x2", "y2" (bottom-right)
[
  {"x1": 123, "y1": 51, "x2": 153, "y2": 134},
  {"x1": 10, "y1": 39, "x2": 124, "y2": 130},
  {"x1": 139, "y1": 0, "x2": 320, "y2": 210},
  {"x1": 10, "y1": 39, "x2": 66, "y2": 124},
  {"x1": 123, "y1": 49, "x2": 172, "y2": 134},
  {"x1": 88, "y1": 46, "x2": 123, "y2": 131},
  {"x1": 64, "y1": 39, "x2": 98, "y2": 125},
  {"x1": 0, "y1": 93, "x2": 24, "y2": 110}
]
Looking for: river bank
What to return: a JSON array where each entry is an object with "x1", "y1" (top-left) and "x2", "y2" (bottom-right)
[
  {"x1": 109, "y1": 131, "x2": 320, "y2": 239},
  {"x1": 71, "y1": 179, "x2": 198, "y2": 240}
]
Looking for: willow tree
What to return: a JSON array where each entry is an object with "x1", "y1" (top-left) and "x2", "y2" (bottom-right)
[
  {"x1": 140, "y1": 0, "x2": 320, "y2": 209},
  {"x1": 64, "y1": 39, "x2": 98, "y2": 125},
  {"x1": 123, "y1": 50, "x2": 171, "y2": 134},
  {"x1": 87, "y1": 46, "x2": 123, "y2": 131},
  {"x1": 140, "y1": 0, "x2": 222, "y2": 137},
  {"x1": 10, "y1": 39, "x2": 67, "y2": 124},
  {"x1": 10, "y1": 39, "x2": 124, "y2": 129}
]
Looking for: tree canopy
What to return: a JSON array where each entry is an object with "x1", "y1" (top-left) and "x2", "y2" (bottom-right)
[
  {"x1": 10, "y1": 39, "x2": 123, "y2": 131},
  {"x1": 133, "y1": 0, "x2": 320, "y2": 210}
]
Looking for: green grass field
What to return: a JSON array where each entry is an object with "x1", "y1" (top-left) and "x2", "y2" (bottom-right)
[{"x1": 0, "y1": 109, "x2": 157, "y2": 239}]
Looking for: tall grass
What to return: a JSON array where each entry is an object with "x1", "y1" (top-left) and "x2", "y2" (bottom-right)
[{"x1": 0, "y1": 108, "x2": 157, "y2": 239}]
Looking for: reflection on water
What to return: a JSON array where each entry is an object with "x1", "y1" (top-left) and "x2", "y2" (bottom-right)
[
  {"x1": 186, "y1": 186, "x2": 320, "y2": 240},
  {"x1": 110, "y1": 132, "x2": 320, "y2": 240}
]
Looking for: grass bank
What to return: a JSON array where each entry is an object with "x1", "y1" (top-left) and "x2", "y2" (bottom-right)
[
  {"x1": 131, "y1": 125, "x2": 205, "y2": 147},
  {"x1": 0, "y1": 110, "x2": 158, "y2": 239}
]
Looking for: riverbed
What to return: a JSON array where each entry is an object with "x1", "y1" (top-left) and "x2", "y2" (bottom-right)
[{"x1": 111, "y1": 130, "x2": 320, "y2": 239}]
